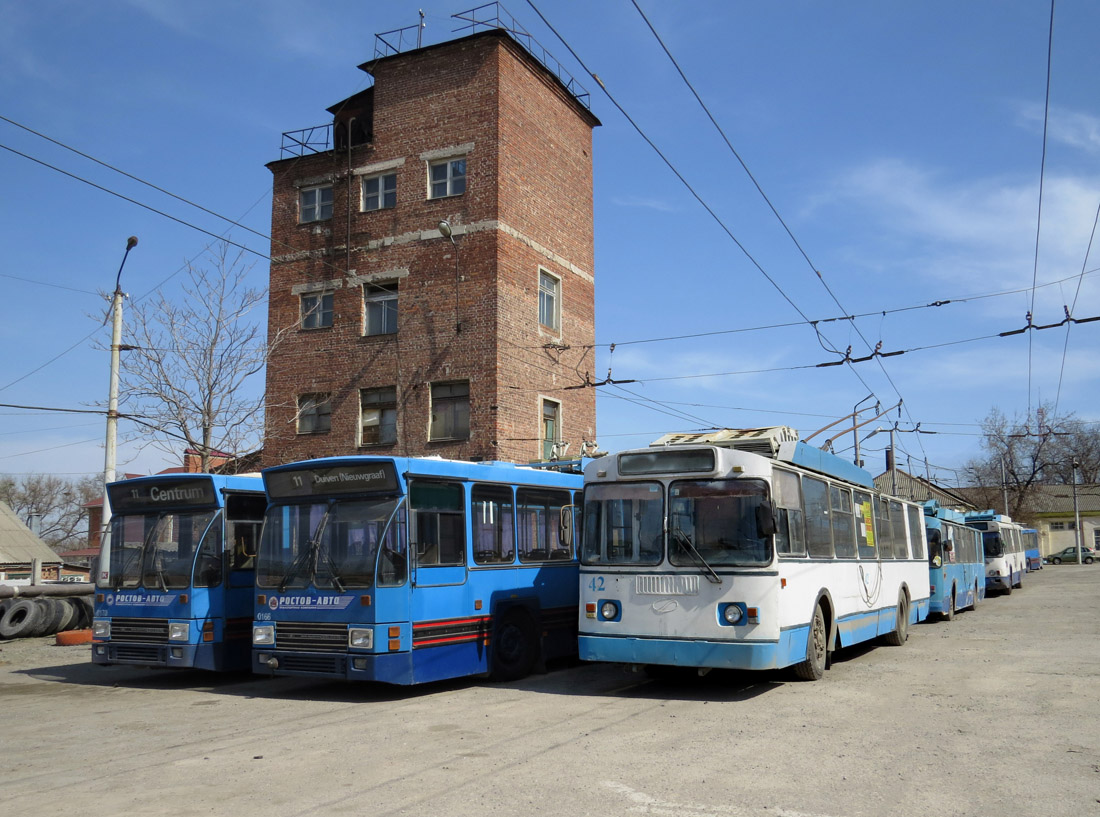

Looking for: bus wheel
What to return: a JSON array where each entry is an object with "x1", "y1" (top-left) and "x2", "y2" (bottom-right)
[
  {"x1": 792, "y1": 604, "x2": 826, "y2": 681},
  {"x1": 970, "y1": 581, "x2": 980, "y2": 611},
  {"x1": 943, "y1": 589, "x2": 955, "y2": 622},
  {"x1": 490, "y1": 612, "x2": 539, "y2": 681},
  {"x1": 884, "y1": 592, "x2": 909, "y2": 646}
]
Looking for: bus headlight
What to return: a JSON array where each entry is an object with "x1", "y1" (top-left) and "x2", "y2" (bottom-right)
[
  {"x1": 252, "y1": 624, "x2": 275, "y2": 646},
  {"x1": 722, "y1": 604, "x2": 744, "y2": 625},
  {"x1": 168, "y1": 622, "x2": 189, "y2": 641},
  {"x1": 600, "y1": 601, "x2": 620, "y2": 621},
  {"x1": 348, "y1": 628, "x2": 374, "y2": 650},
  {"x1": 92, "y1": 619, "x2": 111, "y2": 639}
]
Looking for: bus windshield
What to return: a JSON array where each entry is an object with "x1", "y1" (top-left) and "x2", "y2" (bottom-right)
[
  {"x1": 982, "y1": 531, "x2": 1003, "y2": 558},
  {"x1": 257, "y1": 497, "x2": 406, "y2": 590},
  {"x1": 581, "y1": 482, "x2": 663, "y2": 565},
  {"x1": 103, "y1": 510, "x2": 221, "y2": 590},
  {"x1": 668, "y1": 478, "x2": 772, "y2": 567}
]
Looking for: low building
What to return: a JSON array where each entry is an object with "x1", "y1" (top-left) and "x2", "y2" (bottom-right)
[{"x1": 0, "y1": 501, "x2": 64, "y2": 583}]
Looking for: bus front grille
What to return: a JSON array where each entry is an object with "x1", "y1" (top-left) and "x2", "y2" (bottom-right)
[
  {"x1": 279, "y1": 653, "x2": 347, "y2": 675},
  {"x1": 276, "y1": 621, "x2": 347, "y2": 653},
  {"x1": 111, "y1": 618, "x2": 169, "y2": 643},
  {"x1": 110, "y1": 644, "x2": 165, "y2": 664}
]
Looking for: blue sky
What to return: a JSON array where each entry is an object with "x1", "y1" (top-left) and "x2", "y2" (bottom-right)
[{"x1": 1, "y1": 0, "x2": 1098, "y2": 487}]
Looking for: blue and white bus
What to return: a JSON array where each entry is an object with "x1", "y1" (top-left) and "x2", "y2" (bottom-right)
[
  {"x1": 578, "y1": 429, "x2": 930, "y2": 681},
  {"x1": 252, "y1": 456, "x2": 583, "y2": 685},
  {"x1": 965, "y1": 511, "x2": 1025, "y2": 594},
  {"x1": 924, "y1": 501, "x2": 984, "y2": 620},
  {"x1": 92, "y1": 473, "x2": 266, "y2": 671}
]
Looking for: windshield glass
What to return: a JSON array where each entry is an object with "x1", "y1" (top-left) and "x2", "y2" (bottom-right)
[
  {"x1": 668, "y1": 478, "x2": 771, "y2": 567},
  {"x1": 581, "y1": 482, "x2": 663, "y2": 565},
  {"x1": 256, "y1": 497, "x2": 405, "y2": 590},
  {"x1": 100, "y1": 510, "x2": 219, "y2": 590},
  {"x1": 927, "y1": 527, "x2": 942, "y2": 566},
  {"x1": 982, "y1": 531, "x2": 1003, "y2": 558}
]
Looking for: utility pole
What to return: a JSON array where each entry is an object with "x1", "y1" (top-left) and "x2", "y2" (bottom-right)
[
  {"x1": 1000, "y1": 457, "x2": 1009, "y2": 516},
  {"x1": 1072, "y1": 459, "x2": 1082, "y2": 563},
  {"x1": 99, "y1": 237, "x2": 138, "y2": 578}
]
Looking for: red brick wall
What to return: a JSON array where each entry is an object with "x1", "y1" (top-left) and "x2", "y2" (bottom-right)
[{"x1": 262, "y1": 31, "x2": 597, "y2": 468}]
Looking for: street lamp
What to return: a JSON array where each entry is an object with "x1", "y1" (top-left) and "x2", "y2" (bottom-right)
[{"x1": 99, "y1": 236, "x2": 137, "y2": 579}]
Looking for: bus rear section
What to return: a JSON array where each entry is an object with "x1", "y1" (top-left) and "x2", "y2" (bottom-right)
[
  {"x1": 252, "y1": 457, "x2": 582, "y2": 685},
  {"x1": 92, "y1": 474, "x2": 265, "y2": 671},
  {"x1": 924, "y1": 501, "x2": 985, "y2": 619}
]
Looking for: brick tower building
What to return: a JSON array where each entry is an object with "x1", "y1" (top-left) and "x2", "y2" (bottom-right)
[{"x1": 261, "y1": 28, "x2": 600, "y2": 468}]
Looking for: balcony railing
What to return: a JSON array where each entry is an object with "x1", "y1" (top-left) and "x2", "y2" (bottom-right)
[{"x1": 280, "y1": 124, "x2": 333, "y2": 159}]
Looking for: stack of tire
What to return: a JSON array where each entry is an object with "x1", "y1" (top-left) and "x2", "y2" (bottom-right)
[{"x1": 0, "y1": 596, "x2": 93, "y2": 641}]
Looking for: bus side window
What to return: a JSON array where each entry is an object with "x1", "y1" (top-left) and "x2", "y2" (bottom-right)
[{"x1": 410, "y1": 481, "x2": 466, "y2": 567}]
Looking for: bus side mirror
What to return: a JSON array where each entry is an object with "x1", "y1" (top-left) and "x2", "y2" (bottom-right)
[
  {"x1": 559, "y1": 505, "x2": 575, "y2": 548},
  {"x1": 756, "y1": 504, "x2": 777, "y2": 538}
]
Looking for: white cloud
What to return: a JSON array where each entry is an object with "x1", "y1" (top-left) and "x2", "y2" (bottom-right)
[
  {"x1": 1016, "y1": 102, "x2": 1100, "y2": 154},
  {"x1": 610, "y1": 195, "x2": 678, "y2": 213}
]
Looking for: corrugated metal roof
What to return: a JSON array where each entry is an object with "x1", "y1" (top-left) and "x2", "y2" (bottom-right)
[
  {"x1": 873, "y1": 469, "x2": 977, "y2": 510},
  {"x1": 0, "y1": 501, "x2": 63, "y2": 565},
  {"x1": 1023, "y1": 484, "x2": 1100, "y2": 514}
]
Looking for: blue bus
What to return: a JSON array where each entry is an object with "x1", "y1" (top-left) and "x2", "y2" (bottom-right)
[
  {"x1": 924, "y1": 501, "x2": 985, "y2": 620},
  {"x1": 1022, "y1": 528, "x2": 1041, "y2": 571},
  {"x1": 252, "y1": 456, "x2": 583, "y2": 685},
  {"x1": 965, "y1": 511, "x2": 1025, "y2": 594},
  {"x1": 92, "y1": 473, "x2": 266, "y2": 670}
]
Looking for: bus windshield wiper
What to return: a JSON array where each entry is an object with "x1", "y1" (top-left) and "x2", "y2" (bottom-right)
[
  {"x1": 671, "y1": 527, "x2": 722, "y2": 584},
  {"x1": 279, "y1": 506, "x2": 332, "y2": 592}
]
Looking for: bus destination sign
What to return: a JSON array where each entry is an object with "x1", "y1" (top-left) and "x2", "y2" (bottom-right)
[
  {"x1": 107, "y1": 477, "x2": 219, "y2": 514},
  {"x1": 265, "y1": 461, "x2": 400, "y2": 499}
]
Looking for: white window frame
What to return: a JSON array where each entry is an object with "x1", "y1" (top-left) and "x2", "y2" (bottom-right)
[
  {"x1": 361, "y1": 172, "x2": 397, "y2": 212},
  {"x1": 364, "y1": 282, "x2": 398, "y2": 336},
  {"x1": 538, "y1": 268, "x2": 561, "y2": 332},
  {"x1": 429, "y1": 380, "x2": 470, "y2": 441},
  {"x1": 360, "y1": 386, "x2": 397, "y2": 447},
  {"x1": 299, "y1": 184, "x2": 333, "y2": 223},
  {"x1": 428, "y1": 157, "x2": 467, "y2": 199},
  {"x1": 300, "y1": 291, "x2": 334, "y2": 330},
  {"x1": 297, "y1": 393, "x2": 332, "y2": 435}
]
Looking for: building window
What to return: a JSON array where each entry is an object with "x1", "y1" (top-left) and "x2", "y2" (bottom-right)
[
  {"x1": 299, "y1": 184, "x2": 333, "y2": 223},
  {"x1": 300, "y1": 291, "x2": 333, "y2": 329},
  {"x1": 538, "y1": 270, "x2": 560, "y2": 331},
  {"x1": 430, "y1": 381, "x2": 470, "y2": 441},
  {"x1": 362, "y1": 173, "x2": 397, "y2": 211},
  {"x1": 360, "y1": 387, "x2": 397, "y2": 446},
  {"x1": 542, "y1": 399, "x2": 561, "y2": 460},
  {"x1": 1051, "y1": 521, "x2": 1075, "y2": 531},
  {"x1": 297, "y1": 394, "x2": 331, "y2": 434},
  {"x1": 429, "y1": 158, "x2": 466, "y2": 199},
  {"x1": 364, "y1": 283, "x2": 398, "y2": 336}
]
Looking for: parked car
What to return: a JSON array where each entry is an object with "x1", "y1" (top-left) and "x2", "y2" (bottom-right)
[{"x1": 1045, "y1": 546, "x2": 1097, "y2": 564}]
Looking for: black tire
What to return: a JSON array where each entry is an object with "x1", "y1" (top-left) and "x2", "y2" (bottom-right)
[
  {"x1": 969, "y1": 581, "x2": 980, "y2": 611},
  {"x1": 883, "y1": 592, "x2": 909, "y2": 646},
  {"x1": 0, "y1": 599, "x2": 11, "y2": 622},
  {"x1": 27, "y1": 599, "x2": 56, "y2": 637},
  {"x1": 793, "y1": 604, "x2": 827, "y2": 681},
  {"x1": 55, "y1": 598, "x2": 78, "y2": 632},
  {"x1": 38, "y1": 598, "x2": 66, "y2": 635},
  {"x1": 74, "y1": 596, "x2": 94, "y2": 628},
  {"x1": 1085, "y1": 557, "x2": 1094, "y2": 564},
  {"x1": 0, "y1": 599, "x2": 43, "y2": 639},
  {"x1": 490, "y1": 611, "x2": 539, "y2": 681},
  {"x1": 943, "y1": 588, "x2": 956, "y2": 621},
  {"x1": 1051, "y1": 557, "x2": 1062, "y2": 565}
]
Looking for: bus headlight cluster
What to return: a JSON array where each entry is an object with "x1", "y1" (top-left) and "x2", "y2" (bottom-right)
[
  {"x1": 168, "y1": 622, "x2": 190, "y2": 641},
  {"x1": 599, "y1": 601, "x2": 620, "y2": 621},
  {"x1": 252, "y1": 624, "x2": 275, "y2": 646},
  {"x1": 719, "y1": 603, "x2": 759, "y2": 627},
  {"x1": 348, "y1": 628, "x2": 374, "y2": 650},
  {"x1": 723, "y1": 605, "x2": 744, "y2": 625},
  {"x1": 92, "y1": 619, "x2": 111, "y2": 639}
]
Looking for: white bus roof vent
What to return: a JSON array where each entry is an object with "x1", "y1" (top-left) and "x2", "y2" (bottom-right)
[{"x1": 650, "y1": 427, "x2": 799, "y2": 458}]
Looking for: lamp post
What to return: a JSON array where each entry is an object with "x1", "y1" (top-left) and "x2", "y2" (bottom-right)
[
  {"x1": 438, "y1": 220, "x2": 461, "y2": 334},
  {"x1": 99, "y1": 236, "x2": 137, "y2": 576}
]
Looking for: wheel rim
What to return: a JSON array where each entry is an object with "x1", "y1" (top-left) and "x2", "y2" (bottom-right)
[{"x1": 811, "y1": 609, "x2": 826, "y2": 665}]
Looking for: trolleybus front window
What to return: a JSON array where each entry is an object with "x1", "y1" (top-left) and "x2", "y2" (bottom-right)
[
  {"x1": 668, "y1": 479, "x2": 771, "y2": 567},
  {"x1": 257, "y1": 498, "x2": 405, "y2": 590},
  {"x1": 982, "y1": 531, "x2": 1003, "y2": 559},
  {"x1": 581, "y1": 482, "x2": 663, "y2": 565},
  {"x1": 107, "y1": 509, "x2": 218, "y2": 590}
]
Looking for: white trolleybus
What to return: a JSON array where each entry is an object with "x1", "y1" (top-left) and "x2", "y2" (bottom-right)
[
  {"x1": 578, "y1": 428, "x2": 930, "y2": 681},
  {"x1": 965, "y1": 511, "x2": 1025, "y2": 594}
]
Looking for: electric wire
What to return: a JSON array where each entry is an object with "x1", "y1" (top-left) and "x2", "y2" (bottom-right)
[{"x1": 1053, "y1": 198, "x2": 1100, "y2": 414}]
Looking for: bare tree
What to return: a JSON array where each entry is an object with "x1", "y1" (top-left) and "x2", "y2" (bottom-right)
[
  {"x1": 963, "y1": 404, "x2": 1099, "y2": 518},
  {"x1": 0, "y1": 473, "x2": 101, "y2": 551},
  {"x1": 118, "y1": 243, "x2": 279, "y2": 472}
]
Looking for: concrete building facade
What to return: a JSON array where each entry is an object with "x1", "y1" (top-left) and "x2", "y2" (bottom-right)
[{"x1": 262, "y1": 30, "x2": 599, "y2": 468}]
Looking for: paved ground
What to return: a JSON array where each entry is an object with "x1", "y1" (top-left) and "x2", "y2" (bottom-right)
[{"x1": 2, "y1": 566, "x2": 1098, "y2": 817}]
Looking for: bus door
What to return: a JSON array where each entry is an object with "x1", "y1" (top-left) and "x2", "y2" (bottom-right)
[
  {"x1": 406, "y1": 480, "x2": 468, "y2": 616},
  {"x1": 223, "y1": 492, "x2": 267, "y2": 625}
]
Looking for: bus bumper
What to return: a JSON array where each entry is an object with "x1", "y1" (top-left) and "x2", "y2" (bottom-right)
[
  {"x1": 578, "y1": 633, "x2": 800, "y2": 671},
  {"x1": 985, "y1": 575, "x2": 1012, "y2": 591},
  {"x1": 252, "y1": 649, "x2": 429, "y2": 685},
  {"x1": 91, "y1": 641, "x2": 212, "y2": 669}
]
